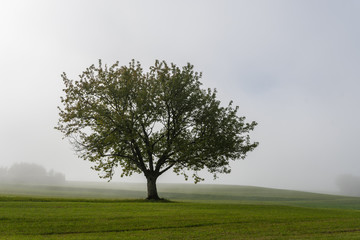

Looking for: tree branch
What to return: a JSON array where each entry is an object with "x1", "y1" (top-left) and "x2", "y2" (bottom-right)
[
  {"x1": 130, "y1": 139, "x2": 147, "y2": 172},
  {"x1": 159, "y1": 162, "x2": 176, "y2": 175}
]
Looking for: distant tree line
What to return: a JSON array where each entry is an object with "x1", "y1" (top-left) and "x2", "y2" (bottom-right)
[
  {"x1": 336, "y1": 174, "x2": 360, "y2": 196},
  {"x1": 0, "y1": 163, "x2": 65, "y2": 185}
]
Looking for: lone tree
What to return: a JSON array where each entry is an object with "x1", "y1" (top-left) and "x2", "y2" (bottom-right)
[{"x1": 56, "y1": 60, "x2": 258, "y2": 200}]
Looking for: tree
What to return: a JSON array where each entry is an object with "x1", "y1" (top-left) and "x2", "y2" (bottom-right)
[
  {"x1": 0, "y1": 167, "x2": 7, "y2": 182},
  {"x1": 4, "y1": 163, "x2": 66, "y2": 185},
  {"x1": 56, "y1": 60, "x2": 258, "y2": 200},
  {"x1": 7, "y1": 163, "x2": 47, "y2": 184}
]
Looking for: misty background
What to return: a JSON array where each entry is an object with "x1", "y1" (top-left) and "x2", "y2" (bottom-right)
[
  {"x1": 0, "y1": 163, "x2": 65, "y2": 185},
  {"x1": 1, "y1": 0, "x2": 359, "y2": 194}
]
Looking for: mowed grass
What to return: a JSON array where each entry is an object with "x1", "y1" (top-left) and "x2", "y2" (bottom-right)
[
  {"x1": 2, "y1": 182, "x2": 360, "y2": 210},
  {"x1": 1, "y1": 196, "x2": 360, "y2": 240},
  {"x1": 1, "y1": 183, "x2": 360, "y2": 239}
]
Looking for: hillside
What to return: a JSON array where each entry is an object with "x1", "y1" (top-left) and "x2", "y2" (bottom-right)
[
  {"x1": 2, "y1": 182, "x2": 360, "y2": 239},
  {"x1": 1, "y1": 182, "x2": 359, "y2": 210}
]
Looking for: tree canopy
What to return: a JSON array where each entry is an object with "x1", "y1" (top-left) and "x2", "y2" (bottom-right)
[{"x1": 56, "y1": 60, "x2": 258, "y2": 199}]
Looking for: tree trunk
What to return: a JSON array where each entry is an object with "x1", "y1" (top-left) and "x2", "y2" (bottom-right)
[{"x1": 146, "y1": 174, "x2": 160, "y2": 200}]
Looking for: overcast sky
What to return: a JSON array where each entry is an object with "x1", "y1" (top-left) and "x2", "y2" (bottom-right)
[{"x1": 1, "y1": 0, "x2": 359, "y2": 192}]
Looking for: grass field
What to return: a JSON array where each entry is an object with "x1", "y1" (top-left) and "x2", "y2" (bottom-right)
[{"x1": 1, "y1": 182, "x2": 360, "y2": 239}]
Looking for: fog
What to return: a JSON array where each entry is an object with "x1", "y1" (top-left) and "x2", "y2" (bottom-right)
[
  {"x1": 336, "y1": 175, "x2": 360, "y2": 196},
  {"x1": 0, "y1": 163, "x2": 65, "y2": 185},
  {"x1": 1, "y1": 0, "x2": 360, "y2": 194}
]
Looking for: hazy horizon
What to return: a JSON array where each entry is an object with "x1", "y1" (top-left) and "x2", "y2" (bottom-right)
[
  {"x1": 1, "y1": 0, "x2": 360, "y2": 194},
  {"x1": 1, "y1": 161, "x2": 359, "y2": 196}
]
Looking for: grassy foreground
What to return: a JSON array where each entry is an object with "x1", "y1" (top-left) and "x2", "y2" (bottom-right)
[{"x1": 1, "y1": 183, "x2": 360, "y2": 239}]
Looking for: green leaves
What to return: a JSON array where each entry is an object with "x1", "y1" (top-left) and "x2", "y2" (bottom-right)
[{"x1": 56, "y1": 60, "x2": 258, "y2": 182}]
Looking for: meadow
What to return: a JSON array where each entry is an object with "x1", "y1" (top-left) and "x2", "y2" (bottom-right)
[{"x1": 1, "y1": 182, "x2": 360, "y2": 239}]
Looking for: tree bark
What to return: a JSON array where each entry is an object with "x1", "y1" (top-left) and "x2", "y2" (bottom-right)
[{"x1": 146, "y1": 173, "x2": 160, "y2": 200}]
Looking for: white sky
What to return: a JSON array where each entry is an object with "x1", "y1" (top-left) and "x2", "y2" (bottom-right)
[{"x1": 1, "y1": 0, "x2": 359, "y2": 192}]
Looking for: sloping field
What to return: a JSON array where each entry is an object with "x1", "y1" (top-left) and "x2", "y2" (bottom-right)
[
  {"x1": 1, "y1": 196, "x2": 360, "y2": 239},
  {"x1": 1, "y1": 183, "x2": 360, "y2": 239},
  {"x1": 1, "y1": 182, "x2": 360, "y2": 209}
]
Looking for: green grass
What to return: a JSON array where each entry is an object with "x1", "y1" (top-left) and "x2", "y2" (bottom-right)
[
  {"x1": 1, "y1": 196, "x2": 360, "y2": 239},
  {"x1": 2, "y1": 182, "x2": 360, "y2": 209},
  {"x1": 1, "y1": 183, "x2": 360, "y2": 239}
]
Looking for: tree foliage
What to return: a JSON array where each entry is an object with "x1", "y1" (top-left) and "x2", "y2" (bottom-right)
[{"x1": 56, "y1": 60, "x2": 258, "y2": 199}]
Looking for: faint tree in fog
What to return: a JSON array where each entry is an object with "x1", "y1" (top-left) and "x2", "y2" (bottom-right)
[
  {"x1": 0, "y1": 167, "x2": 7, "y2": 182},
  {"x1": 7, "y1": 163, "x2": 47, "y2": 184},
  {"x1": 47, "y1": 169, "x2": 66, "y2": 184},
  {"x1": 336, "y1": 174, "x2": 360, "y2": 196},
  {"x1": 56, "y1": 60, "x2": 258, "y2": 200},
  {"x1": 4, "y1": 163, "x2": 65, "y2": 185}
]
